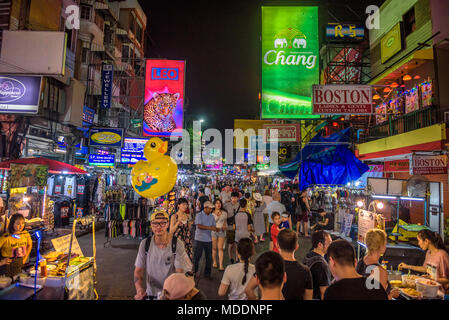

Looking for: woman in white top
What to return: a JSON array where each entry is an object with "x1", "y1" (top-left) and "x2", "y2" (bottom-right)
[
  {"x1": 218, "y1": 238, "x2": 255, "y2": 300},
  {"x1": 212, "y1": 198, "x2": 227, "y2": 271},
  {"x1": 262, "y1": 189, "x2": 273, "y2": 233}
]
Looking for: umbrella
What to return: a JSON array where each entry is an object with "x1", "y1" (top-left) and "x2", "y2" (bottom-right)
[{"x1": 0, "y1": 157, "x2": 87, "y2": 174}]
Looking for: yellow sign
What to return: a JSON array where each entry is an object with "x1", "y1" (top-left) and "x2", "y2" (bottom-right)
[
  {"x1": 51, "y1": 234, "x2": 84, "y2": 256},
  {"x1": 233, "y1": 119, "x2": 272, "y2": 149},
  {"x1": 91, "y1": 132, "x2": 122, "y2": 145},
  {"x1": 10, "y1": 187, "x2": 27, "y2": 195},
  {"x1": 381, "y1": 23, "x2": 402, "y2": 64}
]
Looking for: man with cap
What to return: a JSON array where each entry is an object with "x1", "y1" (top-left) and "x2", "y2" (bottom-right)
[
  {"x1": 161, "y1": 273, "x2": 207, "y2": 300},
  {"x1": 134, "y1": 208, "x2": 191, "y2": 300},
  {"x1": 193, "y1": 200, "x2": 219, "y2": 280}
]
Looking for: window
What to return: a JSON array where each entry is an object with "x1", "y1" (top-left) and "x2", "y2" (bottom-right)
[
  {"x1": 403, "y1": 7, "x2": 416, "y2": 37},
  {"x1": 130, "y1": 13, "x2": 136, "y2": 35},
  {"x1": 81, "y1": 5, "x2": 91, "y2": 20},
  {"x1": 136, "y1": 22, "x2": 142, "y2": 45}
]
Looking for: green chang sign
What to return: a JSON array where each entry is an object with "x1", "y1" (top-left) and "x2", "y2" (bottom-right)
[{"x1": 261, "y1": 6, "x2": 320, "y2": 119}]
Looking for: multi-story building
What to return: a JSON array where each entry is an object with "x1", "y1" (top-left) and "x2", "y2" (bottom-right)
[{"x1": 356, "y1": 0, "x2": 449, "y2": 230}]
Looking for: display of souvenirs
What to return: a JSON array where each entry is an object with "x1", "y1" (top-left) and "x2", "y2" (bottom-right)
[
  {"x1": 375, "y1": 103, "x2": 387, "y2": 124},
  {"x1": 405, "y1": 86, "x2": 419, "y2": 114},
  {"x1": 420, "y1": 81, "x2": 432, "y2": 108},
  {"x1": 388, "y1": 97, "x2": 401, "y2": 115}
]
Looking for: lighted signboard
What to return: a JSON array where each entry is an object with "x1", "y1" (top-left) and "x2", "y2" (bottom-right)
[
  {"x1": 88, "y1": 128, "x2": 123, "y2": 148},
  {"x1": 381, "y1": 23, "x2": 402, "y2": 64},
  {"x1": 261, "y1": 6, "x2": 320, "y2": 119},
  {"x1": 82, "y1": 106, "x2": 95, "y2": 126},
  {"x1": 0, "y1": 75, "x2": 42, "y2": 114},
  {"x1": 88, "y1": 154, "x2": 115, "y2": 167},
  {"x1": 312, "y1": 85, "x2": 373, "y2": 114},
  {"x1": 143, "y1": 59, "x2": 185, "y2": 137},
  {"x1": 326, "y1": 23, "x2": 364, "y2": 40},
  {"x1": 120, "y1": 137, "x2": 149, "y2": 164},
  {"x1": 101, "y1": 64, "x2": 113, "y2": 109}
]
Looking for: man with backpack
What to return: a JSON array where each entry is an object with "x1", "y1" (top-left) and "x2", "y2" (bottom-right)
[
  {"x1": 134, "y1": 208, "x2": 191, "y2": 300},
  {"x1": 302, "y1": 230, "x2": 333, "y2": 300}
]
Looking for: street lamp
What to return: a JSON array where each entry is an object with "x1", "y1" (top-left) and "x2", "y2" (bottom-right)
[{"x1": 199, "y1": 119, "x2": 204, "y2": 123}]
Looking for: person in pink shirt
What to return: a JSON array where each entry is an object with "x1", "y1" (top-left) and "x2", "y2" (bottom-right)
[{"x1": 399, "y1": 229, "x2": 449, "y2": 289}]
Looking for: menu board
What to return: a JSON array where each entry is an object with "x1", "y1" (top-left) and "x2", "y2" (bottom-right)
[
  {"x1": 51, "y1": 234, "x2": 84, "y2": 256},
  {"x1": 358, "y1": 209, "x2": 376, "y2": 244},
  {"x1": 405, "y1": 87, "x2": 419, "y2": 114},
  {"x1": 420, "y1": 81, "x2": 432, "y2": 108}
]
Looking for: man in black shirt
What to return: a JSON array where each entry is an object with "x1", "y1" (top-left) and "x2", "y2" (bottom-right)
[
  {"x1": 311, "y1": 208, "x2": 334, "y2": 231},
  {"x1": 324, "y1": 239, "x2": 388, "y2": 300},
  {"x1": 303, "y1": 230, "x2": 333, "y2": 300}
]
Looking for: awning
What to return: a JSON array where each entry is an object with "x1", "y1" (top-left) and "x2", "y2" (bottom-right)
[
  {"x1": 370, "y1": 48, "x2": 434, "y2": 85},
  {"x1": 0, "y1": 157, "x2": 87, "y2": 174},
  {"x1": 356, "y1": 123, "x2": 446, "y2": 161}
]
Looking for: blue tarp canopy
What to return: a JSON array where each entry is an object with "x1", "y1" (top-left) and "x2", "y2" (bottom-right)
[{"x1": 279, "y1": 127, "x2": 369, "y2": 190}]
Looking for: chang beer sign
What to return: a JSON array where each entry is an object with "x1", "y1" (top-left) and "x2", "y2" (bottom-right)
[{"x1": 261, "y1": 6, "x2": 320, "y2": 119}]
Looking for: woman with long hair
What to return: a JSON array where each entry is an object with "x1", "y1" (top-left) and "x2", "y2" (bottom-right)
[
  {"x1": 170, "y1": 198, "x2": 193, "y2": 263},
  {"x1": 252, "y1": 193, "x2": 267, "y2": 243},
  {"x1": 212, "y1": 198, "x2": 227, "y2": 271},
  {"x1": 218, "y1": 238, "x2": 255, "y2": 300},
  {"x1": 399, "y1": 229, "x2": 449, "y2": 287}
]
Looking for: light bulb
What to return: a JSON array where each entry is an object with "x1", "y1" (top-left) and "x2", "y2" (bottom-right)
[{"x1": 377, "y1": 202, "x2": 384, "y2": 210}]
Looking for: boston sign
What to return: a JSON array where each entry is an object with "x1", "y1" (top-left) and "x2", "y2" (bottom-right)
[
  {"x1": 313, "y1": 85, "x2": 372, "y2": 114},
  {"x1": 411, "y1": 155, "x2": 447, "y2": 175}
]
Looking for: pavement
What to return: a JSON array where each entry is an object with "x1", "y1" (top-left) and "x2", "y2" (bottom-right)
[{"x1": 77, "y1": 229, "x2": 312, "y2": 300}]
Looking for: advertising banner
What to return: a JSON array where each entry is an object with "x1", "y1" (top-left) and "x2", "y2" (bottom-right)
[
  {"x1": 381, "y1": 23, "x2": 402, "y2": 64},
  {"x1": 88, "y1": 154, "x2": 115, "y2": 167},
  {"x1": 411, "y1": 154, "x2": 447, "y2": 175},
  {"x1": 261, "y1": 6, "x2": 320, "y2": 119},
  {"x1": 121, "y1": 137, "x2": 149, "y2": 164},
  {"x1": 101, "y1": 64, "x2": 113, "y2": 109},
  {"x1": 385, "y1": 159, "x2": 410, "y2": 172},
  {"x1": 89, "y1": 128, "x2": 123, "y2": 148},
  {"x1": 9, "y1": 164, "x2": 48, "y2": 188},
  {"x1": 0, "y1": 75, "x2": 42, "y2": 114},
  {"x1": 82, "y1": 106, "x2": 95, "y2": 126},
  {"x1": 143, "y1": 59, "x2": 185, "y2": 137},
  {"x1": 326, "y1": 23, "x2": 364, "y2": 40},
  {"x1": 263, "y1": 123, "x2": 300, "y2": 142},
  {"x1": 312, "y1": 85, "x2": 373, "y2": 114}
]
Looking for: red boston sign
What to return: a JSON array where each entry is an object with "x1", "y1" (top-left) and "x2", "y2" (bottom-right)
[{"x1": 312, "y1": 84, "x2": 373, "y2": 114}]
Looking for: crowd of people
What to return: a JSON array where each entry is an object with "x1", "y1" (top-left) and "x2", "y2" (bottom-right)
[{"x1": 133, "y1": 181, "x2": 449, "y2": 301}]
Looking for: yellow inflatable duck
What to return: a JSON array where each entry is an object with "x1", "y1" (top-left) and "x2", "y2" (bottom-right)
[{"x1": 131, "y1": 138, "x2": 178, "y2": 199}]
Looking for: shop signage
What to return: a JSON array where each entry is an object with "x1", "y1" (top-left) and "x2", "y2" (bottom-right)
[
  {"x1": 143, "y1": 59, "x2": 185, "y2": 137},
  {"x1": 0, "y1": 75, "x2": 42, "y2": 114},
  {"x1": 51, "y1": 234, "x2": 83, "y2": 256},
  {"x1": 312, "y1": 85, "x2": 373, "y2": 114},
  {"x1": 261, "y1": 6, "x2": 320, "y2": 119},
  {"x1": 88, "y1": 128, "x2": 123, "y2": 148},
  {"x1": 101, "y1": 64, "x2": 113, "y2": 109},
  {"x1": 263, "y1": 123, "x2": 300, "y2": 142},
  {"x1": 121, "y1": 137, "x2": 148, "y2": 164},
  {"x1": 82, "y1": 106, "x2": 95, "y2": 126},
  {"x1": 385, "y1": 159, "x2": 409, "y2": 172},
  {"x1": 411, "y1": 154, "x2": 447, "y2": 175},
  {"x1": 326, "y1": 23, "x2": 364, "y2": 40},
  {"x1": 358, "y1": 209, "x2": 384, "y2": 245},
  {"x1": 88, "y1": 154, "x2": 115, "y2": 167},
  {"x1": 205, "y1": 164, "x2": 223, "y2": 171},
  {"x1": 256, "y1": 163, "x2": 270, "y2": 170},
  {"x1": 381, "y1": 23, "x2": 402, "y2": 64}
]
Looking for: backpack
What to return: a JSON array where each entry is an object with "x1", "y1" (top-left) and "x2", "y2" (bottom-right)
[{"x1": 145, "y1": 235, "x2": 178, "y2": 256}]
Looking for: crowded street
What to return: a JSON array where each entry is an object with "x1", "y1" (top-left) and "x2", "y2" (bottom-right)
[{"x1": 0, "y1": 0, "x2": 449, "y2": 313}]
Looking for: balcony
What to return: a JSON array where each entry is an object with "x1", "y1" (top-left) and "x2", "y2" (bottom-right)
[
  {"x1": 80, "y1": 19, "x2": 104, "y2": 44},
  {"x1": 361, "y1": 105, "x2": 440, "y2": 142}
]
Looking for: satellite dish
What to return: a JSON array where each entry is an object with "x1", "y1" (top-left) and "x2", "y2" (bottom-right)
[{"x1": 407, "y1": 175, "x2": 428, "y2": 197}]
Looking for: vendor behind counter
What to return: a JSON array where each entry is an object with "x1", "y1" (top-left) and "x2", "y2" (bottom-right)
[{"x1": 0, "y1": 214, "x2": 32, "y2": 278}]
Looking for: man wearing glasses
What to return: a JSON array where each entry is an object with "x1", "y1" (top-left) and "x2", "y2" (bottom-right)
[{"x1": 134, "y1": 209, "x2": 190, "y2": 300}]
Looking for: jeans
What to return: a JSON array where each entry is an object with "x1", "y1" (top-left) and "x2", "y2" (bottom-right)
[{"x1": 193, "y1": 240, "x2": 212, "y2": 276}]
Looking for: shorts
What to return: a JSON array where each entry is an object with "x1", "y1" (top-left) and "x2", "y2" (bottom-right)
[
  {"x1": 297, "y1": 212, "x2": 309, "y2": 223},
  {"x1": 212, "y1": 230, "x2": 226, "y2": 238},
  {"x1": 226, "y1": 230, "x2": 236, "y2": 244}
]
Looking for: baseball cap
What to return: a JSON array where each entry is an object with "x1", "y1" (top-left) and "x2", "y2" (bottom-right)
[
  {"x1": 163, "y1": 273, "x2": 195, "y2": 300},
  {"x1": 150, "y1": 208, "x2": 169, "y2": 222},
  {"x1": 253, "y1": 193, "x2": 262, "y2": 202},
  {"x1": 203, "y1": 201, "x2": 214, "y2": 209}
]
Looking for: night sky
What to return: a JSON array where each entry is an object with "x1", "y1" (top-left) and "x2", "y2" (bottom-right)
[{"x1": 138, "y1": 0, "x2": 385, "y2": 133}]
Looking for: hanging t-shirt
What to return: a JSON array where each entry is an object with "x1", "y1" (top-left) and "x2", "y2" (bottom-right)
[
  {"x1": 47, "y1": 176, "x2": 55, "y2": 196},
  {"x1": 64, "y1": 176, "x2": 76, "y2": 199}
]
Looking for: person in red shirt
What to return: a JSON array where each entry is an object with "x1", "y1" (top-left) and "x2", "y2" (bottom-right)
[{"x1": 270, "y1": 212, "x2": 284, "y2": 253}]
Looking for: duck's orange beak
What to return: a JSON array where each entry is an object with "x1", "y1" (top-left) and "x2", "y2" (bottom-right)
[{"x1": 158, "y1": 141, "x2": 168, "y2": 154}]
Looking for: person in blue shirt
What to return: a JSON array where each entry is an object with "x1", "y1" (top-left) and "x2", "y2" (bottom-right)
[{"x1": 193, "y1": 201, "x2": 219, "y2": 280}]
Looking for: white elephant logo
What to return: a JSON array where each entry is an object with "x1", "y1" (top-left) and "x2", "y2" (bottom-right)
[
  {"x1": 274, "y1": 38, "x2": 288, "y2": 48},
  {"x1": 293, "y1": 38, "x2": 307, "y2": 49}
]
